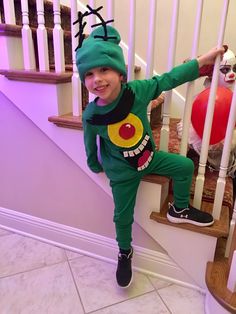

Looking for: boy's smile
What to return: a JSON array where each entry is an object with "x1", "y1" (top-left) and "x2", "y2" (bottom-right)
[{"x1": 84, "y1": 67, "x2": 123, "y2": 106}]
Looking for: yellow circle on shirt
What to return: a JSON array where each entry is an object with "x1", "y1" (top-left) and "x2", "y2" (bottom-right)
[{"x1": 107, "y1": 113, "x2": 143, "y2": 148}]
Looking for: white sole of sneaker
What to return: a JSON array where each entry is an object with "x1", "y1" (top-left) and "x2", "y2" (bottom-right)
[
  {"x1": 117, "y1": 274, "x2": 133, "y2": 289},
  {"x1": 167, "y1": 213, "x2": 214, "y2": 227}
]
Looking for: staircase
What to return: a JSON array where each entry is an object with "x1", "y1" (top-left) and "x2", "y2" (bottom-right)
[{"x1": 0, "y1": 1, "x2": 236, "y2": 312}]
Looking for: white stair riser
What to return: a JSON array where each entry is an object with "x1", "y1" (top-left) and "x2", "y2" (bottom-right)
[
  {"x1": 0, "y1": 36, "x2": 23, "y2": 70},
  {"x1": 135, "y1": 197, "x2": 217, "y2": 289}
]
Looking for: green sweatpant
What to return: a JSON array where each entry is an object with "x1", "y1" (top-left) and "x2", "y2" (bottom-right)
[{"x1": 110, "y1": 150, "x2": 194, "y2": 250}]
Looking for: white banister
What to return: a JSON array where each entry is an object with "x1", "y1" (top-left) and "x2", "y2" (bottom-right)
[
  {"x1": 225, "y1": 201, "x2": 236, "y2": 257},
  {"x1": 146, "y1": 0, "x2": 157, "y2": 121},
  {"x1": 107, "y1": 0, "x2": 114, "y2": 23},
  {"x1": 160, "y1": 0, "x2": 180, "y2": 152},
  {"x1": 36, "y1": 0, "x2": 49, "y2": 71},
  {"x1": 3, "y1": 0, "x2": 16, "y2": 24},
  {"x1": 70, "y1": 0, "x2": 82, "y2": 116},
  {"x1": 88, "y1": 0, "x2": 96, "y2": 28},
  {"x1": 53, "y1": 0, "x2": 65, "y2": 73},
  {"x1": 180, "y1": 0, "x2": 203, "y2": 156},
  {"x1": 145, "y1": 0, "x2": 157, "y2": 79},
  {"x1": 227, "y1": 250, "x2": 236, "y2": 292},
  {"x1": 193, "y1": 0, "x2": 229, "y2": 209},
  {"x1": 127, "y1": 0, "x2": 136, "y2": 82},
  {"x1": 212, "y1": 81, "x2": 236, "y2": 219},
  {"x1": 21, "y1": 0, "x2": 36, "y2": 70}
]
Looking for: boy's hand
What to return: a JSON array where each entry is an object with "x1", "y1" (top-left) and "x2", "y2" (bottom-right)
[
  {"x1": 197, "y1": 45, "x2": 227, "y2": 69},
  {"x1": 198, "y1": 45, "x2": 228, "y2": 77}
]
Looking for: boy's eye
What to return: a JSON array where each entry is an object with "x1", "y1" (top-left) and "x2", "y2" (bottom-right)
[
  {"x1": 101, "y1": 67, "x2": 109, "y2": 72},
  {"x1": 233, "y1": 64, "x2": 236, "y2": 73},
  {"x1": 220, "y1": 65, "x2": 231, "y2": 74},
  {"x1": 85, "y1": 72, "x2": 93, "y2": 77}
]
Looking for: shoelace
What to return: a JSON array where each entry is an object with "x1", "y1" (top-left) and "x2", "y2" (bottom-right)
[
  {"x1": 168, "y1": 202, "x2": 190, "y2": 214},
  {"x1": 118, "y1": 248, "x2": 133, "y2": 260}
]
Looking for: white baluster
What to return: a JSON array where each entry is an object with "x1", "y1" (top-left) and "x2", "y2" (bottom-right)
[
  {"x1": 87, "y1": 0, "x2": 97, "y2": 103},
  {"x1": 160, "y1": 0, "x2": 180, "y2": 152},
  {"x1": 3, "y1": 0, "x2": 16, "y2": 24},
  {"x1": 146, "y1": 0, "x2": 157, "y2": 121},
  {"x1": 193, "y1": 0, "x2": 229, "y2": 209},
  {"x1": 180, "y1": 0, "x2": 203, "y2": 156},
  {"x1": 53, "y1": 0, "x2": 65, "y2": 73},
  {"x1": 88, "y1": 0, "x2": 96, "y2": 28},
  {"x1": 212, "y1": 81, "x2": 236, "y2": 219},
  {"x1": 127, "y1": 0, "x2": 136, "y2": 82},
  {"x1": 21, "y1": 0, "x2": 36, "y2": 70},
  {"x1": 107, "y1": 0, "x2": 114, "y2": 24},
  {"x1": 70, "y1": 0, "x2": 82, "y2": 116},
  {"x1": 36, "y1": 0, "x2": 49, "y2": 71},
  {"x1": 225, "y1": 201, "x2": 236, "y2": 257},
  {"x1": 227, "y1": 250, "x2": 236, "y2": 292}
]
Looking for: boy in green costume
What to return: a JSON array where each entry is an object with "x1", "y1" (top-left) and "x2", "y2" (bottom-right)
[{"x1": 76, "y1": 12, "x2": 225, "y2": 288}]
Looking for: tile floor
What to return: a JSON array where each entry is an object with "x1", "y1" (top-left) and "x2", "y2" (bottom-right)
[{"x1": 0, "y1": 227, "x2": 206, "y2": 314}]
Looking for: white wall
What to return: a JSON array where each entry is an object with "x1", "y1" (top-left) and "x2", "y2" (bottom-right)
[{"x1": 0, "y1": 91, "x2": 164, "y2": 252}]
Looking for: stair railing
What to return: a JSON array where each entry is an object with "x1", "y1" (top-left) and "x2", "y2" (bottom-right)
[
  {"x1": 146, "y1": 0, "x2": 157, "y2": 121},
  {"x1": 70, "y1": 0, "x2": 82, "y2": 116},
  {"x1": 226, "y1": 199, "x2": 236, "y2": 257},
  {"x1": 36, "y1": 0, "x2": 49, "y2": 71},
  {"x1": 127, "y1": 0, "x2": 136, "y2": 82},
  {"x1": 53, "y1": 0, "x2": 65, "y2": 73},
  {"x1": 193, "y1": 0, "x2": 230, "y2": 214},
  {"x1": 227, "y1": 221, "x2": 236, "y2": 293},
  {"x1": 21, "y1": 0, "x2": 36, "y2": 70},
  {"x1": 159, "y1": 0, "x2": 179, "y2": 152},
  {"x1": 213, "y1": 68, "x2": 236, "y2": 219},
  {"x1": 180, "y1": 0, "x2": 203, "y2": 157},
  {"x1": 3, "y1": 0, "x2": 15, "y2": 24}
]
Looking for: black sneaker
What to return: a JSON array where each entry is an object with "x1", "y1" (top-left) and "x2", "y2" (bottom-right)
[
  {"x1": 116, "y1": 247, "x2": 133, "y2": 288},
  {"x1": 167, "y1": 202, "x2": 214, "y2": 227}
]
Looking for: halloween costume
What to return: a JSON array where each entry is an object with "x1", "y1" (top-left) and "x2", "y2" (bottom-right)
[
  {"x1": 76, "y1": 22, "x2": 208, "y2": 250},
  {"x1": 75, "y1": 6, "x2": 216, "y2": 287}
]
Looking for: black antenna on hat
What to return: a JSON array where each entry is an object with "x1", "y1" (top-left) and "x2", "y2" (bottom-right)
[{"x1": 73, "y1": 5, "x2": 115, "y2": 51}]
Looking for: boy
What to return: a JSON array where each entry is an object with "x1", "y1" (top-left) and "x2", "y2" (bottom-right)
[{"x1": 76, "y1": 24, "x2": 225, "y2": 288}]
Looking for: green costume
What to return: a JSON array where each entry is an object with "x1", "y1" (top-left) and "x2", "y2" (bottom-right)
[{"x1": 77, "y1": 25, "x2": 199, "y2": 250}]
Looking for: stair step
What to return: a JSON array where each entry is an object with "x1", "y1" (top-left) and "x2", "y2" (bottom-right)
[
  {"x1": 0, "y1": 23, "x2": 21, "y2": 37},
  {"x1": 150, "y1": 196, "x2": 229, "y2": 238},
  {"x1": 0, "y1": 69, "x2": 72, "y2": 83},
  {"x1": 206, "y1": 260, "x2": 236, "y2": 313},
  {"x1": 48, "y1": 113, "x2": 83, "y2": 130}
]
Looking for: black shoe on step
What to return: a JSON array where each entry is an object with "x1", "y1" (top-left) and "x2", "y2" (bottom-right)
[
  {"x1": 116, "y1": 247, "x2": 133, "y2": 288},
  {"x1": 167, "y1": 202, "x2": 214, "y2": 227}
]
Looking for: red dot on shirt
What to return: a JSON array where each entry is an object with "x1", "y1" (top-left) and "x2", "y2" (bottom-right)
[{"x1": 119, "y1": 123, "x2": 135, "y2": 139}]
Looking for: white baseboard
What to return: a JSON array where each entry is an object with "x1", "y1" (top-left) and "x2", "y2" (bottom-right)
[{"x1": 0, "y1": 206, "x2": 202, "y2": 291}]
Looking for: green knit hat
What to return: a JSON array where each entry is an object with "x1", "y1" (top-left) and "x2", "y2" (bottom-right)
[{"x1": 76, "y1": 25, "x2": 127, "y2": 82}]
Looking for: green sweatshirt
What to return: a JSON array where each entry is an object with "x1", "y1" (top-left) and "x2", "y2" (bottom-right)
[{"x1": 82, "y1": 59, "x2": 199, "y2": 181}]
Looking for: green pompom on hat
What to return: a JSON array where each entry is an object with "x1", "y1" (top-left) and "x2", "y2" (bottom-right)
[{"x1": 76, "y1": 25, "x2": 127, "y2": 82}]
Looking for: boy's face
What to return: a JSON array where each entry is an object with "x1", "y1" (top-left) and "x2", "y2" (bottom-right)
[{"x1": 84, "y1": 67, "x2": 123, "y2": 105}]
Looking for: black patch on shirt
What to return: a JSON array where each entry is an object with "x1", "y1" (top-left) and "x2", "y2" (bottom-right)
[{"x1": 86, "y1": 87, "x2": 135, "y2": 125}]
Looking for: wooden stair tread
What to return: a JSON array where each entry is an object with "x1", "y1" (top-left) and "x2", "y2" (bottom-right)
[
  {"x1": 48, "y1": 113, "x2": 83, "y2": 129},
  {"x1": 0, "y1": 69, "x2": 72, "y2": 83},
  {"x1": 150, "y1": 196, "x2": 229, "y2": 238},
  {"x1": 206, "y1": 260, "x2": 236, "y2": 313}
]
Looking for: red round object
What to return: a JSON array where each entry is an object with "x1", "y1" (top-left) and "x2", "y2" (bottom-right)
[
  {"x1": 119, "y1": 123, "x2": 135, "y2": 140},
  {"x1": 191, "y1": 87, "x2": 233, "y2": 145}
]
